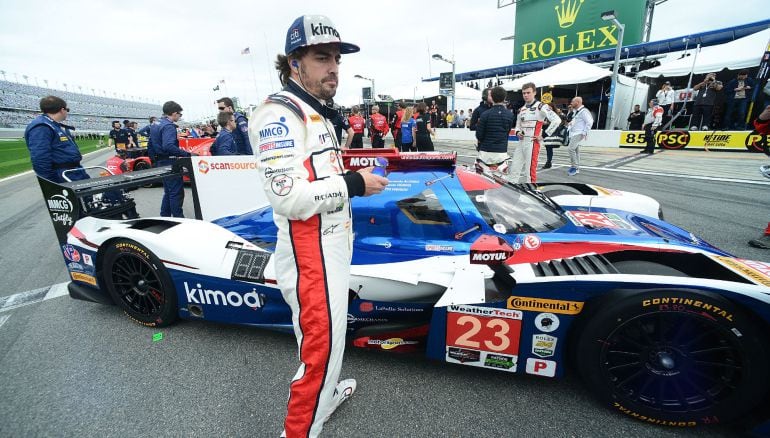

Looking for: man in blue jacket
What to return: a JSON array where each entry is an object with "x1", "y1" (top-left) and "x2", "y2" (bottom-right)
[
  {"x1": 210, "y1": 111, "x2": 236, "y2": 155},
  {"x1": 138, "y1": 116, "x2": 158, "y2": 162},
  {"x1": 150, "y1": 101, "x2": 191, "y2": 217},
  {"x1": 216, "y1": 97, "x2": 252, "y2": 155},
  {"x1": 476, "y1": 86, "x2": 514, "y2": 175},
  {"x1": 25, "y1": 96, "x2": 87, "y2": 183}
]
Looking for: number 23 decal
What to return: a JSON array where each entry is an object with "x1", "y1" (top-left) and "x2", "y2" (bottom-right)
[{"x1": 446, "y1": 312, "x2": 521, "y2": 356}]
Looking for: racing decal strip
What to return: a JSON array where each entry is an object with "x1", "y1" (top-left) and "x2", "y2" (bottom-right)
[
  {"x1": 285, "y1": 215, "x2": 332, "y2": 437},
  {"x1": 162, "y1": 260, "x2": 199, "y2": 270}
]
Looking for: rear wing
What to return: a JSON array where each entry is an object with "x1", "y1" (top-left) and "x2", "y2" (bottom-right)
[{"x1": 38, "y1": 160, "x2": 199, "y2": 245}]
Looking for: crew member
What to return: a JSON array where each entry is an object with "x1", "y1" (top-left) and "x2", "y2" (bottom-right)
[
  {"x1": 565, "y1": 96, "x2": 593, "y2": 176},
  {"x1": 369, "y1": 105, "x2": 389, "y2": 148},
  {"x1": 331, "y1": 105, "x2": 354, "y2": 147},
  {"x1": 25, "y1": 96, "x2": 88, "y2": 182},
  {"x1": 513, "y1": 82, "x2": 560, "y2": 183},
  {"x1": 414, "y1": 102, "x2": 435, "y2": 151},
  {"x1": 748, "y1": 105, "x2": 770, "y2": 249},
  {"x1": 150, "y1": 101, "x2": 191, "y2": 217},
  {"x1": 210, "y1": 111, "x2": 236, "y2": 155},
  {"x1": 347, "y1": 106, "x2": 365, "y2": 148},
  {"x1": 124, "y1": 119, "x2": 137, "y2": 147},
  {"x1": 216, "y1": 97, "x2": 253, "y2": 154},
  {"x1": 476, "y1": 86, "x2": 514, "y2": 175},
  {"x1": 469, "y1": 88, "x2": 491, "y2": 131},
  {"x1": 138, "y1": 116, "x2": 158, "y2": 162},
  {"x1": 641, "y1": 99, "x2": 663, "y2": 154},
  {"x1": 390, "y1": 102, "x2": 405, "y2": 151},
  {"x1": 108, "y1": 120, "x2": 129, "y2": 152},
  {"x1": 250, "y1": 15, "x2": 388, "y2": 437}
]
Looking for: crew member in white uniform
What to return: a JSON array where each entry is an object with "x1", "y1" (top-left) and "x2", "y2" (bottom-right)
[
  {"x1": 250, "y1": 15, "x2": 388, "y2": 438},
  {"x1": 513, "y1": 82, "x2": 561, "y2": 183}
]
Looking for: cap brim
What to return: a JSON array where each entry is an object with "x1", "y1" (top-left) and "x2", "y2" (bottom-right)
[{"x1": 339, "y1": 42, "x2": 360, "y2": 54}]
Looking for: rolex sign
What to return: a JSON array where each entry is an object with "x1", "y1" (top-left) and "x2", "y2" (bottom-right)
[{"x1": 514, "y1": 0, "x2": 645, "y2": 64}]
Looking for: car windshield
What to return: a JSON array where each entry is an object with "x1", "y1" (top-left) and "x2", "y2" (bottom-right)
[{"x1": 468, "y1": 184, "x2": 566, "y2": 234}]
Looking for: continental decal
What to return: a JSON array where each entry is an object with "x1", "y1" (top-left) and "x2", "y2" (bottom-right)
[
  {"x1": 641, "y1": 297, "x2": 733, "y2": 322},
  {"x1": 507, "y1": 296, "x2": 583, "y2": 315},
  {"x1": 613, "y1": 403, "x2": 698, "y2": 427},
  {"x1": 116, "y1": 242, "x2": 149, "y2": 259},
  {"x1": 71, "y1": 272, "x2": 97, "y2": 286},
  {"x1": 714, "y1": 256, "x2": 770, "y2": 288}
]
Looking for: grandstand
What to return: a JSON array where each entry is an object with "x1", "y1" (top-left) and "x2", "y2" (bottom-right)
[{"x1": 0, "y1": 80, "x2": 161, "y2": 132}]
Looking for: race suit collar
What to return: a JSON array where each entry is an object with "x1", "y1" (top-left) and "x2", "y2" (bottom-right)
[{"x1": 285, "y1": 79, "x2": 339, "y2": 120}]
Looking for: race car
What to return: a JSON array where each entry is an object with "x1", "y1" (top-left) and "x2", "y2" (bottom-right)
[
  {"x1": 102, "y1": 138, "x2": 214, "y2": 183},
  {"x1": 39, "y1": 149, "x2": 770, "y2": 430}
]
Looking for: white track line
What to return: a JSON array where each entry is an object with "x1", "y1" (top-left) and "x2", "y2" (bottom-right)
[{"x1": 0, "y1": 282, "x2": 69, "y2": 313}]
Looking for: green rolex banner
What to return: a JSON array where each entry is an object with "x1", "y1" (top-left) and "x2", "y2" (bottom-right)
[{"x1": 514, "y1": 0, "x2": 646, "y2": 64}]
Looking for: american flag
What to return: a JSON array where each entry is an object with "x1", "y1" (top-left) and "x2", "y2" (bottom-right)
[
  {"x1": 241, "y1": 47, "x2": 250, "y2": 55},
  {"x1": 219, "y1": 79, "x2": 225, "y2": 84}
]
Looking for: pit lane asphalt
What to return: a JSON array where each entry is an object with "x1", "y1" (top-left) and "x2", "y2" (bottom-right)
[{"x1": 1, "y1": 142, "x2": 768, "y2": 437}]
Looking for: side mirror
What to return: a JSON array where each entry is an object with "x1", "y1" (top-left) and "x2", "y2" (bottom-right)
[{"x1": 469, "y1": 234, "x2": 514, "y2": 265}]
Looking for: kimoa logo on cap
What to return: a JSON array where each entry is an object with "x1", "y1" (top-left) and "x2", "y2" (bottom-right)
[{"x1": 311, "y1": 22, "x2": 339, "y2": 38}]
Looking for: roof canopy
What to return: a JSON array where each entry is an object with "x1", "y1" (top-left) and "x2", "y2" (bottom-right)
[
  {"x1": 423, "y1": 18, "x2": 770, "y2": 83},
  {"x1": 637, "y1": 28, "x2": 770, "y2": 77},
  {"x1": 502, "y1": 58, "x2": 615, "y2": 91}
]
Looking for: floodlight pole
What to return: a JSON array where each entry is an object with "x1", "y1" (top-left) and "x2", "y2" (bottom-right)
[
  {"x1": 432, "y1": 54, "x2": 456, "y2": 111},
  {"x1": 602, "y1": 11, "x2": 625, "y2": 130}
]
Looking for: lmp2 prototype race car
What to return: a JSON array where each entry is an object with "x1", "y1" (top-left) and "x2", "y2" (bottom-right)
[{"x1": 38, "y1": 148, "x2": 770, "y2": 430}]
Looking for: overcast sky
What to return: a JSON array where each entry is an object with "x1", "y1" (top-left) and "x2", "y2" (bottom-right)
[{"x1": 1, "y1": 0, "x2": 767, "y2": 121}]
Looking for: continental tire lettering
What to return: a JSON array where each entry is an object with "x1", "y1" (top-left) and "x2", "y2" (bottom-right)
[
  {"x1": 641, "y1": 297, "x2": 733, "y2": 322},
  {"x1": 613, "y1": 402, "x2": 698, "y2": 427},
  {"x1": 116, "y1": 243, "x2": 149, "y2": 259}
]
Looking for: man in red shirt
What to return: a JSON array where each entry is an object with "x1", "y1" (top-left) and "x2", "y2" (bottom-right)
[
  {"x1": 390, "y1": 102, "x2": 405, "y2": 151},
  {"x1": 369, "y1": 105, "x2": 389, "y2": 148},
  {"x1": 347, "y1": 106, "x2": 365, "y2": 148},
  {"x1": 749, "y1": 105, "x2": 770, "y2": 249}
]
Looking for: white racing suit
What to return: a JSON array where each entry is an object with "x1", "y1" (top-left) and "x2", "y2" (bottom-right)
[
  {"x1": 513, "y1": 100, "x2": 560, "y2": 183},
  {"x1": 251, "y1": 80, "x2": 365, "y2": 438}
]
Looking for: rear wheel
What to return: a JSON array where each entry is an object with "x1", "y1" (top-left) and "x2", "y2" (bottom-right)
[
  {"x1": 576, "y1": 289, "x2": 769, "y2": 426},
  {"x1": 132, "y1": 160, "x2": 155, "y2": 188},
  {"x1": 102, "y1": 239, "x2": 177, "y2": 327}
]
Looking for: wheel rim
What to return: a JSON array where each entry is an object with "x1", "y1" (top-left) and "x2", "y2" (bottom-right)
[
  {"x1": 600, "y1": 311, "x2": 743, "y2": 414},
  {"x1": 109, "y1": 253, "x2": 165, "y2": 317}
]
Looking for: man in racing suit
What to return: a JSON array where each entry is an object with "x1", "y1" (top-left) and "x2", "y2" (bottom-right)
[
  {"x1": 513, "y1": 82, "x2": 560, "y2": 183},
  {"x1": 749, "y1": 105, "x2": 770, "y2": 249},
  {"x1": 250, "y1": 15, "x2": 388, "y2": 438},
  {"x1": 369, "y1": 105, "x2": 389, "y2": 148}
]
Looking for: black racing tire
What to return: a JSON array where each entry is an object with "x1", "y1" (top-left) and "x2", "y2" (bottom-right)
[
  {"x1": 102, "y1": 239, "x2": 178, "y2": 327},
  {"x1": 575, "y1": 289, "x2": 769, "y2": 427}
]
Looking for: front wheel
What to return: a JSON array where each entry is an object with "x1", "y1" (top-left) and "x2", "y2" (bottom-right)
[
  {"x1": 102, "y1": 239, "x2": 178, "y2": 327},
  {"x1": 576, "y1": 289, "x2": 769, "y2": 426}
]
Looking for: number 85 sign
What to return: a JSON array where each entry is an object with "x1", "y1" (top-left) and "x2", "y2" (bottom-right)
[{"x1": 445, "y1": 305, "x2": 522, "y2": 357}]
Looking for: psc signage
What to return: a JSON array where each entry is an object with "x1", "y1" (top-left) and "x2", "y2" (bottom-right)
[
  {"x1": 514, "y1": 0, "x2": 646, "y2": 64},
  {"x1": 619, "y1": 130, "x2": 765, "y2": 151}
]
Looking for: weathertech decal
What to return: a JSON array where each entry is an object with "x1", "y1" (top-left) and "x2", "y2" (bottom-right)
[
  {"x1": 507, "y1": 296, "x2": 583, "y2": 315},
  {"x1": 713, "y1": 256, "x2": 770, "y2": 288}
]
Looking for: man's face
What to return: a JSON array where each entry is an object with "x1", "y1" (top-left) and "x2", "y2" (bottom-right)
[
  {"x1": 217, "y1": 102, "x2": 233, "y2": 114},
  {"x1": 170, "y1": 111, "x2": 182, "y2": 122},
  {"x1": 296, "y1": 44, "x2": 341, "y2": 101},
  {"x1": 226, "y1": 116, "x2": 236, "y2": 131},
  {"x1": 112, "y1": 122, "x2": 120, "y2": 129},
  {"x1": 570, "y1": 98, "x2": 579, "y2": 108},
  {"x1": 634, "y1": 105, "x2": 640, "y2": 112},
  {"x1": 521, "y1": 87, "x2": 535, "y2": 103}
]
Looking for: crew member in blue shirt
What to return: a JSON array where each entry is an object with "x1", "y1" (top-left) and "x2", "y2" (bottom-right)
[
  {"x1": 138, "y1": 116, "x2": 158, "y2": 162},
  {"x1": 149, "y1": 101, "x2": 192, "y2": 217},
  {"x1": 216, "y1": 97, "x2": 252, "y2": 155},
  {"x1": 124, "y1": 119, "x2": 138, "y2": 147},
  {"x1": 25, "y1": 96, "x2": 88, "y2": 182},
  {"x1": 210, "y1": 111, "x2": 236, "y2": 155}
]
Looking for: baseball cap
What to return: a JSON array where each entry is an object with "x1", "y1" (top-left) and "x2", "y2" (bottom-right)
[{"x1": 285, "y1": 15, "x2": 360, "y2": 55}]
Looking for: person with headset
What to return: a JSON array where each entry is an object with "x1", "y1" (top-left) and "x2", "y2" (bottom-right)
[{"x1": 249, "y1": 15, "x2": 388, "y2": 438}]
